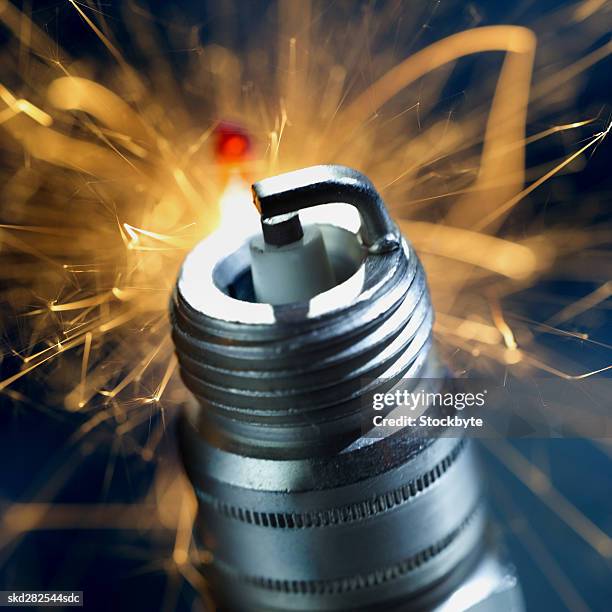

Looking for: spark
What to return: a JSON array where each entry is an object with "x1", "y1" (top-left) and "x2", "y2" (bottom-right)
[
  {"x1": 2, "y1": 503, "x2": 163, "y2": 532},
  {"x1": 67, "y1": 1, "x2": 138, "y2": 86},
  {"x1": 533, "y1": 40, "x2": 612, "y2": 101},
  {"x1": 97, "y1": 308, "x2": 140, "y2": 333},
  {"x1": 0, "y1": 224, "x2": 76, "y2": 235},
  {"x1": 574, "y1": 0, "x2": 608, "y2": 21},
  {"x1": 474, "y1": 120, "x2": 612, "y2": 231},
  {"x1": 71, "y1": 408, "x2": 114, "y2": 440},
  {"x1": 513, "y1": 314, "x2": 612, "y2": 351},
  {"x1": 78, "y1": 331, "x2": 93, "y2": 408},
  {"x1": 121, "y1": 223, "x2": 193, "y2": 249},
  {"x1": 153, "y1": 355, "x2": 177, "y2": 403},
  {"x1": 522, "y1": 357, "x2": 612, "y2": 381},
  {"x1": 99, "y1": 339, "x2": 166, "y2": 399},
  {"x1": 0, "y1": 335, "x2": 85, "y2": 391},
  {"x1": 489, "y1": 295, "x2": 518, "y2": 350},
  {"x1": 523, "y1": 119, "x2": 597, "y2": 146},
  {"x1": 399, "y1": 221, "x2": 538, "y2": 280},
  {"x1": 0, "y1": 85, "x2": 52, "y2": 126},
  {"x1": 172, "y1": 490, "x2": 197, "y2": 567},
  {"x1": 434, "y1": 314, "x2": 502, "y2": 345},
  {"x1": 546, "y1": 281, "x2": 612, "y2": 327},
  {"x1": 49, "y1": 292, "x2": 114, "y2": 312}
]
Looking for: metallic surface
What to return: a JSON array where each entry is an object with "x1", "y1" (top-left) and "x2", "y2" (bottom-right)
[
  {"x1": 172, "y1": 166, "x2": 521, "y2": 610},
  {"x1": 433, "y1": 539, "x2": 524, "y2": 612},
  {"x1": 261, "y1": 212, "x2": 304, "y2": 246},
  {"x1": 173, "y1": 182, "x2": 431, "y2": 455},
  {"x1": 180, "y1": 417, "x2": 485, "y2": 610},
  {"x1": 252, "y1": 165, "x2": 401, "y2": 253}
]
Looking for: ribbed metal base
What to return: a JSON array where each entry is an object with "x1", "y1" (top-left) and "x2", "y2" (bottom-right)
[{"x1": 180, "y1": 412, "x2": 484, "y2": 611}]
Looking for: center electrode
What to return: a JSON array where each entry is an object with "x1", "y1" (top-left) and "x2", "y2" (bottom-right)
[{"x1": 249, "y1": 212, "x2": 336, "y2": 305}]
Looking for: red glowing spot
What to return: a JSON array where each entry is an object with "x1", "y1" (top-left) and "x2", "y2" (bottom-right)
[
  {"x1": 221, "y1": 134, "x2": 248, "y2": 157},
  {"x1": 215, "y1": 123, "x2": 251, "y2": 163}
]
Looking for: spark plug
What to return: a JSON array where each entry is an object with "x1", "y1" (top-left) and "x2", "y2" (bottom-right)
[{"x1": 171, "y1": 165, "x2": 523, "y2": 611}]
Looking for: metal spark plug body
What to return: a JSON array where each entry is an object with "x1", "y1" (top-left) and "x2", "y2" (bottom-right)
[{"x1": 172, "y1": 166, "x2": 522, "y2": 611}]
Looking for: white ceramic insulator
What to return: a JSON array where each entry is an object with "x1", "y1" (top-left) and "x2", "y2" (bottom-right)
[{"x1": 249, "y1": 225, "x2": 336, "y2": 305}]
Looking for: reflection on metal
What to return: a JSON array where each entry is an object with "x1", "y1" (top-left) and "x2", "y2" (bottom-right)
[{"x1": 173, "y1": 166, "x2": 523, "y2": 610}]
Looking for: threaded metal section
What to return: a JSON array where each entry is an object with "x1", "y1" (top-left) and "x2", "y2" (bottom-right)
[{"x1": 172, "y1": 237, "x2": 433, "y2": 455}]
